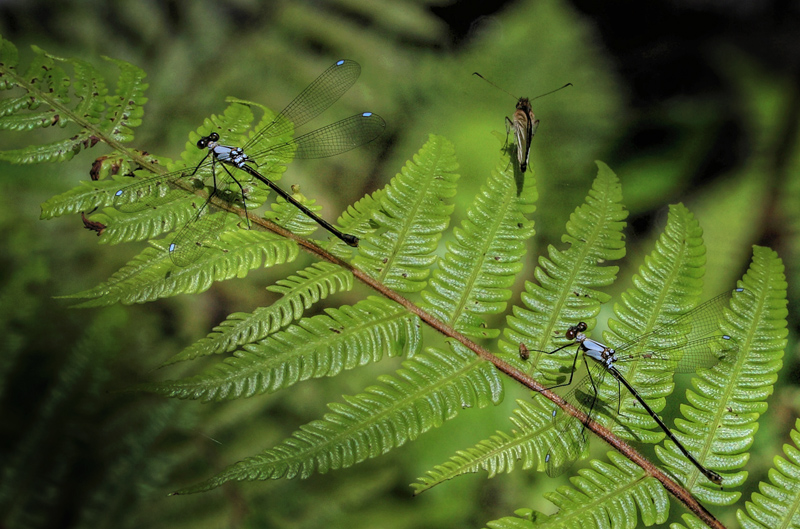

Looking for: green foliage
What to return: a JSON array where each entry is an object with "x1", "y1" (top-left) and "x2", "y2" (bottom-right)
[
  {"x1": 528, "y1": 453, "x2": 670, "y2": 528},
  {"x1": 161, "y1": 262, "x2": 355, "y2": 366},
  {"x1": 137, "y1": 296, "x2": 421, "y2": 400},
  {"x1": 415, "y1": 204, "x2": 787, "y2": 527},
  {"x1": 2, "y1": 31, "x2": 794, "y2": 529},
  {"x1": 352, "y1": 134, "x2": 460, "y2": 293},
  {"x1": 61, "y1": 231, "x2": 300, "y2": 306},
  {"x1": 420, "y1": 159, "x2": 537, "y2": 340},
  {"x1": 600, "y1": 203, "x2": 708, "y2": 448},
  {"x1": 174, "y1": 343, "x2": 503, "y2": 494},
  {"x1": 736, "y1": 419, "x2": 800, "y2": 528},
  {"x1": 500, "y1": 161, "x2": 627, "y2": 384},
  {"x1": 670, "y1": 247, "x2": 788, "y2": 513},
  {"x1": 0, "y1": 35, "x2": 147, "y2": 163}
]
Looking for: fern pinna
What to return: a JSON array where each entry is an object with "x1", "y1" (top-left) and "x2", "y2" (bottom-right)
[{"x1": 1, "y1": 36, "x2": 791, "y2": 529}]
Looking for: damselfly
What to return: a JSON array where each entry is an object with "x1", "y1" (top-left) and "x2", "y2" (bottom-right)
[
  {"x1": 473, "y1": 73, "x2": 570, "y2": 173},
  {"x1": 530, "y1": 288, "x2": 743, "y2": 485},
  {"x1": 103, "y1": 59, "x2": 385, "y2": 265}
]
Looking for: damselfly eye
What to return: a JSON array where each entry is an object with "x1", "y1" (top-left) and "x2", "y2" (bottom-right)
[
  {"x1": 576, "y1": 322, "x2": 588, "y2": 332},
  {"x1": 565, "y1": 328, "x2": 577, "y2": 340},
  {"x1": 209, "y1": 132, "x2": 219, "y2": 141},
  {"x1": 196, "y1": 138, "x2": 207, "y2": 149}
]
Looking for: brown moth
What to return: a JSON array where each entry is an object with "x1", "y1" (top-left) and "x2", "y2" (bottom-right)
[
  {"x1": 473, "y1": 72, "x2": 571, "y2": 173},
  {"x1": 518, "y1": 342, "x2": 530, "y2": 361}
]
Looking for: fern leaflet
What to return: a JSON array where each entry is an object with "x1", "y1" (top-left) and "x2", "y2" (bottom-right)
[
  {"x1": 353, "y1": 134, "x2": 460, "y2": 293},
  {"x1": 172, "y1": 343, "x2": 502, "y2": 493},
  {"x1": 501, "y1": 161, "x2": 627, "y2": 383},
  {"x1": 736, "y1": 418, "x2": 800, "y2": 529},
  {"x1": 161, "y1": 262, "x2": 354, "y2": 366},
  {"x1": 666, "y1": 246, "x2": 788, "y2": 507},
  {"x1": 139, "y1": 296, "x2": 421, "y2": 400},
  {"x1": 0, "y1": 36, "x2": 148, "y2": 163},
  {"x1": 420, "y1": 158, "x2": 536, "y2": 340},
  {"x1": 62, "y1": 230, "x2": 299, "y2": 306}
]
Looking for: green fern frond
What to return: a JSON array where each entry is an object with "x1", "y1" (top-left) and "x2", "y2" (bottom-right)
[
  {"x1": 39, "y1": 102, "x2": 259, "y2": 243},
  {"x1": 0, "y1": 36, "x2": 148, "y2": 163},
  {"x1": 172, "y1": 343, "x2": 502, "y2": 493},
  {"x1": 161, "y1": 262, "x2": 354, "y2": 366},
  {"x1": 414, "y1": 164, "x2": 627, "y2": 493},
  {"x1": 412, "y1": 397, "x2": 555, "y2": 494},
  {"x1": 266, "y1": 193, "x2": 329, "y2": 239},
  {"x1": 736, "y1": 418, "x2": 800, "y2": 528},
  {"x1": 419, "y1": 159, "x2": 536, "y2": 340},
  {"x1": 338, "y1": 187, "x2": 386, "y2": 237},
  {"x1": 89, "y1": 192, "x2": 209, "y2": 245},
  {"x1": 524, "y1": 453, "x2": 668, "y2": 529},
  {"x1": 501, "y1": 161, "x2": 627, "y2": 382},
  {"x1": 665, "y1": 246, "x2": 787, "y2": 505},
  {"x1": 353, "y1": 134, "x2": 459, "y2": 293},
  {"x1": 139, "y1": 296, "x2": 420, "y2": 400},
  {"x1": 63, "y1": 231, "x2": 299, "y2": 306},
  {"x1": 589, "y1": 203, "x2": 707, "y2": 447},
  {"x1": 414, "y1": 202, "x2": 722, "y2": 498}
]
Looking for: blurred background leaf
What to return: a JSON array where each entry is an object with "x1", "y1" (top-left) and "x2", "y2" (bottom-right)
[{"x1": 0, "y1": 0, "x2": 798, "y2": 527}]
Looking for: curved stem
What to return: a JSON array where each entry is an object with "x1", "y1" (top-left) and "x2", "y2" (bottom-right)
[{"x1": 140, "y1": 170, "x2": 724, "y2": 529}]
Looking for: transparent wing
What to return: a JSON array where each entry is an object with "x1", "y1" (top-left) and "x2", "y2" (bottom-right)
[
  {"x1": 612, "y1": 289, "x2": 743, "y2": 373},
  {"x1": 242, "y1": 59, "x2": 361, "y2": 152},
  {"x1": 168, "y1": 204, "x2": 228, "y2": 267},
  {"x1": 620, "y1": 334, "x2": 738, "y2": 373},
  {"x1": 615, "y1": 289, "x2": 741, "y2": 356},
  {"x1": 247, "y1": 112, "x2": 386, "y2": 162},
  {"x1": 102, "y1": 157, "x2": 211, "y2": 212}
]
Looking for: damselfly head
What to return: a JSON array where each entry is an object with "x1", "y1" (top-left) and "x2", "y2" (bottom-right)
[
  {"x1": 196, "y1": 132, "x2": 220, "y2": 150},
  {"x1": 565, "y1": 322, "x2": 588, "y2": 340}
]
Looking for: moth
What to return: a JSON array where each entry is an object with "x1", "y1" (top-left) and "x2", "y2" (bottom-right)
[
  {"x1": 518, "y1": 342, "x2": 530, "y2": 361},
  {"x1": 473, "y1": 72, "x2": 571, "y2": 173}
]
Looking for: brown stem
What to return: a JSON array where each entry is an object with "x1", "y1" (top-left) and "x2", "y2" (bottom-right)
[
  {"x1": 232, "y1": 210, "x2": 724, "y2": 529},
  {"x1": 130, "y1": 158, "x2": 724, "y2": 529}
]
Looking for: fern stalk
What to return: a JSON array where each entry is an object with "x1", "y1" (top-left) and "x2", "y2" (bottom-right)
[{"x1": 220, "y1": 190, "x2": 722, "y2": 528}]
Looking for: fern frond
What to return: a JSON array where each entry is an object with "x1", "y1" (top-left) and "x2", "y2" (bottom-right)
[
  {"x1": 415, "y1": 203, "x2": 718, "y2": 497},
  {"x1": 63, "y1": 231, "x2": 299, "y2": 306},
  {"x1": 0, "y1": 37, "x2": 148, "y2": 163},
  {"x1": 414, "y1": 164, "x2": 626, "y2": 492},
  {"x1": 501, "y1": 161, "x2": 627, "y2": 382},
  {"x1": 587, "y1": 203, "x2": 708, "y2": 447},
  {"x1": 161, "y1": 262, "x2": 354, "y2": 366},
  {"x1": 338, "y1": 187, "x2": 386, "y2": 236},
  {"x1": 486, "y1": 454, "x2": 669, "y2": 529},
  {"x1": 544, "y1": 453, "x2": 669, "y2": 528},
  {"x1": 353, "y1": 134, "x2": 459, "y2": 293},
  {"x1": 663, "y1": 246, "x2": 787, "y2": 503},
  {"x1": 266, "y1": 192, "x2": 328, "y2": 239},
  {"x1": 139, "y1": 297, "x2": 420, "y2": 400},
  {"x1": 172, "y1": 343, "x2": 502, "y2": 493},
  {"x1": 39, "y1": 102, "x2": 259, "y2": 245},
  {"x1": 419, "y1": 159, "x2": 536, "y2": 340},
  {"x1": 412, "y1": 398, "x2": 555, "y2": 494},
  {"x1": 736, "y1": 418, "x2": 800, "y2": 529}
]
